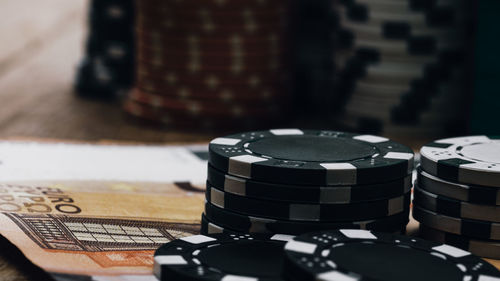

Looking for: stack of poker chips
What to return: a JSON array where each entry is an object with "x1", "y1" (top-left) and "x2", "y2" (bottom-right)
[
  {"x1": 124, "y1": 0, "x2": 291, "y2": 131},
  {"x1": 331, "y1": 0, "x2": 473, "y2": 137},
  {"x1": 413, "y1": 136, "x2": 500, "y2": 260},
  {"x1": 202, "y1": 128, "x2": 414, "y2": 236},
  {"x1": 75, "y1": 0, "x2": 135, "y2": 99}
]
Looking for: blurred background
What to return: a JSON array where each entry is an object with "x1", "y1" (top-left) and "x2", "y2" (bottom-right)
[{"x1": 0, "y1": 0, "x2": 498, "y2": 146}]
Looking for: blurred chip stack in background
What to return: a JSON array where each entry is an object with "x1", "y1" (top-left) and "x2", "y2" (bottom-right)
[
  {"x1": 75, "y1": 0, "x2": 135, "y2": 99},
  {"x1": 331, "y1": 0, "x2": 474, "y2": 138},
  {"x1": 73, "y1": 0, "x2": 483, "y2": 141},
  {"x1": 124, "y1": 0, "x2": 292, "y2": 132},
  {"x1": 289, "y1": 0, "x2": 337, "y2": 118}
]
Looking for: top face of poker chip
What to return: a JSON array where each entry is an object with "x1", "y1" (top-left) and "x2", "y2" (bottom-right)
[
  {"x1": 154, "y1": 233, "x2": 293, "y2": 281},
  {"x1": 283, "y1": 229, "x2": 500, "y2": 281},
  {"x1": 209, "y1": 129, "x2": 414, "y2": 185},
  {"x1": 420, "y1": 136, "x2": 500, "y2": 187}
]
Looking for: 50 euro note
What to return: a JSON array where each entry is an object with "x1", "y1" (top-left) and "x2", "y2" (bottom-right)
[{"x1": 0, "y1": 180, "x2": 205, "y2": 276}]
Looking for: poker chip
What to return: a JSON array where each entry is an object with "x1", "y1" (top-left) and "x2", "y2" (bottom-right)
[
  {"x1": 338, "y1": 7, "x2": 466, "y2": 29},
  {"x1": 337, "y1": 32, "x2": 463, "y2": 57},
  {"x1": 420, "y1": 225, "x2": 500, "y2": 260},
  {"x1": 204, "y1": 201, "x2": 409, "y2": 235},
  {"x1": 139, "y1": 0, "x2": 286, "y2": 11},
  {"x1": 137, "y1": 9, "x2": 286, "y2": 25},
  {"x1": 137, "y1": 50, "x2": 284, "y2": 69},
  {"x1": 339, "y1": 17, "x2": 466, "y2": 39},
  {"x1": 414, "y1": 185, "x2": 500, "y2": 223},
  {"x1": 343, "y1": 0, "x2": 465, "y2": 16},
  {"x1": 136, "y1": 68, "x2": 286, "y2": 86},
  {"x1": 129, "y1": 89, "x2": 282, "y2": 117},
  {"x1": 208, "y1": 164, "x2": 412, "y2": 204},
  {"x1": 412, "y1": 205, "x2": 500, "y2": 240},
  {"x1": 420, "y1": 136, "x2": 500, "y2": 187},
  {"x1": 206, "y1": 182, "x2": 410, "y2": 221},
  {"x1": 136, "y1": 83, "x2": 284, "y2": 103},
  {"x1": 417, "y1": 168, "x2": 500, "y2": 206},
  {"x1": 201, "y1": 213, "x2": 407, "y2": 236},
  {"x1": 200, "y1": 214, "x2": 240, "y2": 235},
  {"x1": 209, "y1": 129, "x2": 414, "y2": 186},
  {"x1": 153, "y1": 233, "x2": 293, "y2": 281},
  {"x1": 282, "y1": 229, "x2": 500, "y2": 281}
]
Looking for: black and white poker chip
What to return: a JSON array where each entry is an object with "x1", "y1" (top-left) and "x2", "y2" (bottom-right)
[
  {"x1": 338, "y1": 4, "x2": 465, "y2": 29},
  {"x1": 283, "y1": 229, "x2": 500, "y2": 281},
  {"x1": 201, "y1": 213, "x2": 241, "y2": 235},
  {"x1": 412, "y1": 205, "x2": 500, "y2": 240},
  {"x1": 414, "y1": 185, "x2": 500, "y2": 223},
  {"x1": 153, "y1": 233, "x2": 293, "y2": 281},
  {"x1": 418, "y1": 168, "x2": 500, "y2": 206},
  {"x1": 208, "y1": 164, "x2": 412, "y2": 204},
  {"x1": 209, "y1": 129, "x2": 414, "y2": 186},
  {"x1": 341, "y1": 0, "x2": 466, "y2": 21},
  {"x1": 206, "y1": 182, "x2": 410, "y2": 222},
  {"x1": 420, "y1": 224, "x2": 500, "y2": 260},
  {"x1": 420, "y1": 136, "x2": 500, "y2": 187},
  {"x1": 336, "y1": 27, "x2": 463, "y2": 56},
  {"x1": 204, "y1": 201, "x2": 409, "y2": 235}
]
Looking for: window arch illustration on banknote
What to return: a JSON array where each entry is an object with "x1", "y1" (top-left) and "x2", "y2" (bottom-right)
[{"x1": 4, "y1": 213, "x2": 199, "y2": 268}]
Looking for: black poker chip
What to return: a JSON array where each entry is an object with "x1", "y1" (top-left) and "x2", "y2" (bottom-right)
[
  {"x1": 208, "y1": 129, "x2": 414, "y2": 186},
  {"x1": 343, "y1": 4, "x2": 462, "y2": 28},
  {"x1": 202, "y1": 213, "x2": 405, "y2": 236},
  {"x1": 208, "y1": 164, "x2": 411, "y2": 204},
  {"x1": 412, "y1": 205, "x2": 500, "y2": 240},
  {"x1": 283, "y1": 229, "x2": 500, "y2": 281},
  {"x1": 413, "y1": 185, "x2": 500, "y2": 223},
  {"x1": 201, "y1": 214, "x2": 241, "y2": 235},
  {"x1": 153, "y1": 232, "x2": 293, "y2": 281},
  {"x1": 417, "y1": 168, "x2": 500, "y2": 206},
  {"x1": 420, "y1": 224, "x2": 500, "y2": 260},
  {"x1": 206, "y1": 182, "x2": 411, "y2": 222},
  {"x1": 204, "y1": 201, "x2": 409, "y2": 235},
  {"x1": 335, "y1": 28, "x2": 457, "y2": 56}
]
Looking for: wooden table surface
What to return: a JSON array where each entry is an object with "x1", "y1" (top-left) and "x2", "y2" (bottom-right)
[{"x1": 0, "y1": 0, "x2": 214, "y2": 144}]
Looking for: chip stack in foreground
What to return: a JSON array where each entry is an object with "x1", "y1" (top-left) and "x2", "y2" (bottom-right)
[
  {"x1": 413, "y1": 136, "x2": 500, "y2": 259},
  {"x1": 283, "y1": 229, "x2": 500, "y2": 281},
  {"x1": 124, "y1": 0, "x2": 291, "y2": 131},
  {"x1": 152, "y1": 230, "x2": 500, "y2": 281},
  {"x1": 203, "y1": 128, "x2": 414, "y2": 235},
  {"x1": 153, "y1": 233, "x2": 293, "y2": 281},
  {"x1": 332, "y1": 0, "x2": 472, "y2": 137}
]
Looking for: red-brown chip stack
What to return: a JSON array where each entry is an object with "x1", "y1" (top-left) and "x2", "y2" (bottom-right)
[{"x1": 124, "y1": 0, "x2": 292, "y2": 131}]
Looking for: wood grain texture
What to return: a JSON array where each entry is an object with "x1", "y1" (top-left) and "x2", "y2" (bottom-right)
[{"x1": 0, "y1": 0, "x2": 214, "y2": 144}]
